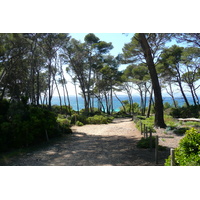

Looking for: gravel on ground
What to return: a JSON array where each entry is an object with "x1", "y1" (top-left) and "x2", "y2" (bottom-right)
[{"x1": 1, "y1": 118, "x2": 182, "y2": 166}]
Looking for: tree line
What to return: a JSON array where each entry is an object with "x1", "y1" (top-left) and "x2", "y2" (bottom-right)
[{"x1": 0, "y1": 33, "x2": 200, "y2": 127}]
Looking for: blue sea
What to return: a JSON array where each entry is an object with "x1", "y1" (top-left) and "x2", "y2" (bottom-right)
[{"x1": 51, "y1": 95, "x2": 196, "y2": 112}]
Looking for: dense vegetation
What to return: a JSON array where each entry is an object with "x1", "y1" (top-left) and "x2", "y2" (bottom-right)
[
  {"x1": 0, "y1": 99, "x2": 71, "y2": 152},
  {"x1": 165, "y1": 128, "x2": 200, "y2": 166},
  {"x1": 0, "y1": 33, "x2": 200, "y2": 163}
]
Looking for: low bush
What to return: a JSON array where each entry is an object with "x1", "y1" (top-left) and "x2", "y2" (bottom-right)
[
  {"x1": 52, "y1": 105, "x2": 73, "y2": 115},
  {"x1": 173, "y1": 127, "x2": 190, "y2": 135},
  {"x1": 0, "y1": 101, "x2": 72, "y2": 153},
  {"x1": 137, "y1": 136, "x2": 156, "y2": 149},
  {"x1": 70, "y1": 114, "x2": 88, "y2": 125},
  {"x1": 75, "y1": 121, "x2": 84, "y2": 126},
  {"x1": 137, "y1": 136, "x2": 166, "y2": 150},
  {"x1": 135, "y1": 116, "x2": 156, "y2": 133},
  {"x1": 170, "y1": 105, "x2": 200, "y2": 118},
  {"x1": 165, "y1": 121, "x2": 177, "y2": 131},
  {"x1": 57, "y1": 114, "x2": 70, "y2": 125},
  {"x1": 165, "y1": 128, "x2": 200, "y2": 166},
  {"x1": 163, "y1": 102, "x2": 172, "y2": 110},
  {"x1": 113, "y1": 111, "x2": 131, "y2": 118},
  {"x1": 87, "y1": 115, "x2": 114, "y2": 124}
]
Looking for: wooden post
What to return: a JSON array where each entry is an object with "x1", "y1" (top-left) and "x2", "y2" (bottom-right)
[
  {"x1": 155, "y1": 135, "x2": 158, "y2": 164},
  {"x1": 170, "y1": 148, "x2": 175, "y2": 166},
  {"x1": 140, "y1": 122, "x2": 143, "y2": 135},
  {"x1": 149, "y1": 129, "x2": 152, "y2": 151},
  {"x1": 145, "y1": 127, "x2": 148, "y2": 138},
  {"x1": 45, "y1": 129, "x2": 49, "y2": 142},
  {"x1": 143, "y1": 124, "x2": 146, "y2": 138}
]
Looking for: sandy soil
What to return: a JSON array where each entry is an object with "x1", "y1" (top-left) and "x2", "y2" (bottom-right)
[{"x1": 1, "y1": 118, "x2": 175, "y2": 166}]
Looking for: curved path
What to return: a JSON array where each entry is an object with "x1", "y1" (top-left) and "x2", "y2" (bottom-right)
[{"x1": 2, "y1": 118, "x2": 169, "y2": 166}]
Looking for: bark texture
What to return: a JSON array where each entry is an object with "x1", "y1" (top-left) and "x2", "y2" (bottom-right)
[{"x1": 138, "y1": 33, "x2": 166, "y2": 128}]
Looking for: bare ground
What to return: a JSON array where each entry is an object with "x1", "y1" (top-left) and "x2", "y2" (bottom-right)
[{"x1": 1, "y1": 118, "x2": 179, "y2": 166}]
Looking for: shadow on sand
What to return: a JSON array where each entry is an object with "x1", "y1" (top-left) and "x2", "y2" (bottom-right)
[{"x1": 2, "y1": 131, "x2": 170, "y2": 166}]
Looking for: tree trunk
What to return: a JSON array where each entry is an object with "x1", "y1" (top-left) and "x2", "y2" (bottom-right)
[
  {"x1": 177, "y1": 78, "x2": 190, "y2": 107},
  {"x1": 54, "y1": 77, "x2": 62, "y2": 110},
  {"x1": 192, "y1": 85, "x2": 199, "y2": 105},
  {"x1": 36, "y1": 69, "x2": 40, "y2": 106},
  {"x1": 114, "y1": 92, "x2": 126, "y2": 113},
  {"x1": 74, "y1": 83, "x2": 80, "y2": 114},
  {"x1": 64, "y1": 83, "x2": 71, "y2": 116},
  {"x1": 48, "y1": 60, "x2": 52, "y2": 109},
  {"x1": 138, "y1": 33, "x2": 166, "y2": 128},
  {"x1": 146, "y1": 86, "x2": 153, "y2": 118},
  {"x1": 167, "y1": 82, "x2": 177, "y2": 108},
  {"x1": 189, "y1": 85, "x2": 197, "y2": 106}
]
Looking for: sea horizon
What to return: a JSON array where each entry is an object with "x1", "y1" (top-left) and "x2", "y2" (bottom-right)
[{"x1": 51, "y1": 95, "x2": 197, "y2": 112}]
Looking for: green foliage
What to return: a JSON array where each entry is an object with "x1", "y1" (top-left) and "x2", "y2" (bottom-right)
[
  {"x1": 0, "y1": 99, "x2": 10, "y2": 117},
  {"x1": 173, "y1": 127, "x2": 190, "y2": 135},
  {"x1": 52, "y1": 105, "x2": 73, "y2": 115},
  {"x1": 75, "y1": 121, "x2": 84, "y2": 126},
  {"x1": 0, "y1": 101, "x2": 72, "y2": 153},
  {"x1": 119, "y1": 102, "x2": 140, "y2": 114},
  {"x1": 87, "y1": 115, "x2": 114, "y2": 124},
  {"x1": 170, "y1": 105, "x2": 200, "y2": 118},
  {"x1": 165, "y1": 128, "x2": 200, "y2": 166},
  {"x1": 137, "y1": 136, "x2": 166, "y2": 150},
  {"x1": 178, "y1": 128, "x2": 200, "y2": 155},
  {"x1": 135, "y1": 115, "x2": 146, "y2": 120},
  {"x1": 70, "y1": 113, "x2": 88, "y2": 125},
  {"x1": 137, "y1": 136, "x2": 156, "y2": 148},
  {"x1": 163, "y1": 102, "x2": 171, "y2": 109},
  {"x1": 57, "y1": 114, "x2": 70, "y2": 125},
  {"x1": 84, "y1": 33, "x2": 100, "y2": 44},
  {"x1": 164, "y1": 114, "x2": 179, "y2": 130},
  {"x1": 135, "y1": 115, "x2": 156, "y2": 133},
  {"x1": 113, "y1": 111, "x2": 132, "y2": 118},
  {"x1": 69, "y1": 112, "x2": 114, "y2": 125}
]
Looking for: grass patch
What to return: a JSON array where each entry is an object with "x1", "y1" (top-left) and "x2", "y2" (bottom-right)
[{"x1": 136, "y1": 136, "x2": 167, "y2": 150}]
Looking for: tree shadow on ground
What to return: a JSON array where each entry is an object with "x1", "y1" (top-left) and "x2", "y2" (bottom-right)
[{"x1": 2, "y1": 132, "x2": 170, "y2": 166}]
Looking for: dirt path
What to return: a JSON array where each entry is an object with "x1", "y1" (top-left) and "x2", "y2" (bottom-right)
[{"x1": 2, "y1": 118, "x2": 170, "y2": 166}]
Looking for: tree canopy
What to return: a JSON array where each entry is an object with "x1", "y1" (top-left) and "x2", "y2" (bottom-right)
[{"x1": 1, "y1": 33, "x2": 200, "y2": 127}]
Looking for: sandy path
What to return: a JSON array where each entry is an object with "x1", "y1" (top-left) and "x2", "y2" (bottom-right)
[{"x1": 2, "y1": 118, "x2": 169, "y2": 166}]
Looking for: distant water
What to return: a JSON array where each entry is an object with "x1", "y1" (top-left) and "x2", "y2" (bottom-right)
[{"x1": 51, "y1": 95, "x2": 196, "y2": 111}]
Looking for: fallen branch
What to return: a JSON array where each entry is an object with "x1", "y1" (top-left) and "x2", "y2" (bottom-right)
[{"x1": 178, "y1": 118, "x2": 200, "y2": 122}]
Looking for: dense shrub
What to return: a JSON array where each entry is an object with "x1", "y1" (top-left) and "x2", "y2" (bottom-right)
[
  {"x1": 87, "y1": 115, "x2": 114, "y2": 124},
  {"x1": 0, "y1": 99, "x2": 10, "y2": 117},
  {"x1": 57, "y1": 114, "x2": 71, "y2": 125},
  {"x1": 113, "y1": 111, "x2": 132, "y2": 118},
  {"x1": 0, "y1": 101, "x2": 72, "y2": 152},
  {"x1": 170, "y1": 105, "x2": 200, "y2": 118},
  {"x1": 75, "y1": 121, "x2": 84, "y2": 126},
  {"x1": 165, "y1": 128, "x2": 200, "y2": 166},
  {"x1": 58, "y1": 123, "x2": 72, "y2": 134},
  {"x1": 70, "y1": 114, "x2": 88, "y2": 125},
  {"x1": 173, "y1": 127, "x2": 190, "y2": 135},
  {"x1": 52, "y1": 105, "x2": 73, "y2": 115},
  {"x1": 69, "y1": 113, "x2": 114, "y2": 125}
]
